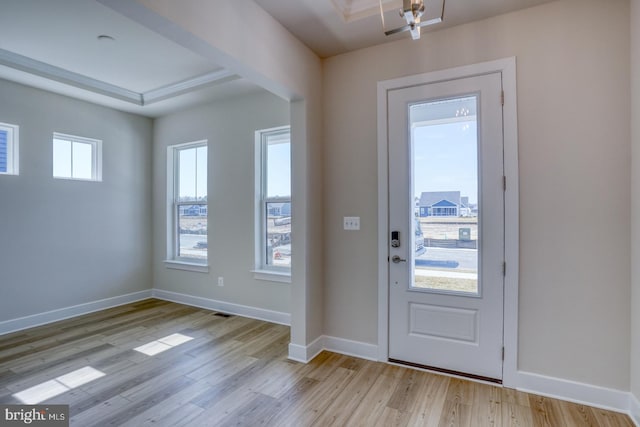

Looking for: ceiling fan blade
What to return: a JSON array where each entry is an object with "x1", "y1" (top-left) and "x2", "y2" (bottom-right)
[
  {"x1": 417, "y1": 17, "x2": 443, "y2": 28},
  {"x1": 384, "y1": 25, "x2": 411, "y2": 36},
  {"x1": 418, "y1": 0, "x2": 446, "y2": 28}
]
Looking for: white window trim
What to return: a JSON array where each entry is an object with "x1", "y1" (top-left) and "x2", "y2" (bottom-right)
[
  {"x1": 254, "y1": 126, "x2": 292, "y2": 278},
  {"x1": 164, "y1": 259, "x2": 209, "y2": 273},
  {"x1": 0, "y1": 122, "x2": 19, "y2": 176},
  {"x1": 251, "y1": 269, "x2": 292, "y2": 283},
  {"x1": 52, "y1": 132, "x2": 102, "y2": 182},
  {"x1": 165, "y1": 140, "x2": 208, "y2": 269}
]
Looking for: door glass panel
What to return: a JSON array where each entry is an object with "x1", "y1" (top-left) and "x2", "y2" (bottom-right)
[{"x1": 410, "y1": 96, "x2": 479, "y2": 294}]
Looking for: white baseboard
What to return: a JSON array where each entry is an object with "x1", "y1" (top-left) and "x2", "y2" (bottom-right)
[
  {"x1": 151, "y1": 289, "x2": 291, "y2": 326},
  {"x1": 287, "y1": 335, "x2": 378, "y2": 363},
  {"x1": 287, "y1": 343, "x2": 308, "y2": 363},
  {"x1": 630, "y1": 393, "x2": 640, "y2": 426},
  {"x1": 288, "y1": 336, "x2": 324, "y2": 363},
  {"x1": 0, "y1": 290, "x2": 153, "y2": 336},
  {"x1": 323, "y1": 335, "x2": 379, "y2": 361},
  {"x1": 517, "y1": 371, "x2": 630, "y2": 414}
]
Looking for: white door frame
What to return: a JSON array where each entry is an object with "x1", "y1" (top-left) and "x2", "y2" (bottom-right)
[{"x1": 376, "y1": 57, "x2": 519, "y2": 388}]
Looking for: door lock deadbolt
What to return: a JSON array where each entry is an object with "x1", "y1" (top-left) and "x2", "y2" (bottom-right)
[{"x1": 391, "y1": 231, "x2": 400, "y2": 248}]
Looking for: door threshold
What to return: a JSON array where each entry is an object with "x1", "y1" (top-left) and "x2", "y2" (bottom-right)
[{"x1": 388, "y1": 358, "x2": 502, "y2": 385}]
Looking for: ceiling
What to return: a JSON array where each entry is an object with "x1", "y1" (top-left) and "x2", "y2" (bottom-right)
[
  {"x1": 0, "y1": 0, "x2": 554, "y2": 117},
  {"x1": 0, "y1": 0, "x2": 263, "y2": 117},
  {"x1": 253, "y1": 0, "x2": 555, "y2": 58}
]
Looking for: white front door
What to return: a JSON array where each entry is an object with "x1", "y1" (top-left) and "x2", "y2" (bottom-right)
[{"x1": 387, "y1": 72, "x2": 505, "y2": 381}]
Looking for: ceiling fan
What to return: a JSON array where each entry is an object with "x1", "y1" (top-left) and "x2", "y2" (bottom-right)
[{"x1": 379, "y1": 0, "x2": 446, "y2": 40}]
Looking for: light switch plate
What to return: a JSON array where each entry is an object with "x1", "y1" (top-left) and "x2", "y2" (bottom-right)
[{"x1": 343, "y1": 216, "x2": 360, "y2": 230}]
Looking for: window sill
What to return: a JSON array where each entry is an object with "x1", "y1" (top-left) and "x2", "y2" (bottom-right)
[
  {"x1": 251, "y1": 269, "x2": 291, "y2": 283},
  {"x1": 164, "y1": 260, "x2": 209, "y2": 273}
]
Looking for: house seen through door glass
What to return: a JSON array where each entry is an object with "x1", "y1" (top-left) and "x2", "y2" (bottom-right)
[{"x1": 411, "y1": 96, "x2": 479, "y2": 294}]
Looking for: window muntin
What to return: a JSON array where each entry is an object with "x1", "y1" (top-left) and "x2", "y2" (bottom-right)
[
  {"x1": 170, "y1": 141, "x2": 208, "y2": 263},
  {"x1": 0, "y1": 122, "x2": 19, "y2": 175},
  {"x1": 257, "y1": 127, "x2": 291, "y2": 272},
  {"x1": 52, "y1": 133, "x2": 102, "y2": 181}
]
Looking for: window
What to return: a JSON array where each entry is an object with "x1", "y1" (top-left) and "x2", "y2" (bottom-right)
[
  {"x1": 52, "y1": 133, "x2": 102, "y2": 181},
  {"x1": 0, "y1": 122, "x2": 19, "y2": 175},
  {"x1": 255, "y1": 127, "x2": 291, "y2": 276},
  {"x1": 167, "y1": 141, "x2": 208, "y2": 267}
]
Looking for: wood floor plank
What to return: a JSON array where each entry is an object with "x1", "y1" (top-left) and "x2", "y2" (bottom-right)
[
  {"x1": 10, "y1": 343, "x2": 115, "y2": 377},
  {"x1": 559, "y1": 400, "x2": 600, "y2": 427},
  {"x1": 188, "y1": 381, "x2": 273, "y2": 426},
  {"x1": 591, "y1": 407, "x2": 636, "y2": 427},
  {"x1": 501, "y1": 403, "x2": 534, "y2": 427},
  {"x1": 340, "y1": 370, "x2": 399, "y2": 426},
  {"x1": 304, "y1": 352, "x2": 349, "y2": 381},
  {"x1": 243, "y1": 359, "x2": 308, "y2": 399},
  {"x1": 82, "y1": 375, "x2": 196, "y2": 427},
  {"x1": 0, "y1": 387, "x2": 20, "y2": 404},
  {"x1": 118, "y1": 381, "x2": 211, "y2": 427},
  {"x1": 216, "y1": 392, "x2": 281, "y2": 427},
  {"x1": 69, "y1": 394, "x2": 135, "y2": 427},
  {"x1": 311, "y1": 361, "x2": 386, "y2": 426},
  {"x1": 501, "y1": 387, "x2": 531, "y2": 407},
  {"x1": 127, "y1": 402, "x2": 205, "y2": 427},
  {"x1": 406, "y1": 372, "x2": 450, "y2": 426},
  {"x1": 529, "y1": 394, "x2": 566, "y2": 427},
  {"x1": 386, "y1": 367, "x2": 429, "y2": 413},
  {"x1": 0, "y1": 369, "x2": 20, "y2": 389},
  {"x1": 374, "y1": 407, "x2": 413, "y2": 427},
  {"x1": 469, "y1": 382, "x2": 502, "y2": 427},
  {"x1": 0, "y1": 299, "x2": 634, "y2": 427},
  {"x1": 189, "y1": 357, "x2": 266, "y2": 408},
  {"x1": 185, "y1": 348, "x2": 258, "y2": 385},
  {"x1": 71, "y1": 350, "x2": 209, "y2": 416},
  {"x1": 270, "y1": 367, "x2": 355, "y2": 426},
  {"x1": 265, "y1": 376, "x2": 320, "y2": 419}
]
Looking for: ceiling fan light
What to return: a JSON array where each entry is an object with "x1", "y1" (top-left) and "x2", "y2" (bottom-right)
[
  {"x1": 410, "y1": 20, "x2": 421, "y2": 40},
  {"x1": 380, "y1": 0, "x2": 445, "y2": 40}
]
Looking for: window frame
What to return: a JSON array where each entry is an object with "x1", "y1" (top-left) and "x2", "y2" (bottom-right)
[
  {"x1": 52, "y1": 132, "x2": 102, "y2": 182},
  {"x1": 165, "y1": 140, "x2": 209, "y2": 270},
  {"x1": 0, "y1": 122, "x2": 19, "y2": 176},
  {"x1": 254, "y1": 126, "x2": 292, "y2": 280}
]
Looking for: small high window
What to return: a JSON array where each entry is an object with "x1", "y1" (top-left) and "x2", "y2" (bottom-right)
[
  {"x1": 0, "y1": 122, "x2": 19, "y2": 175},
  {"x1": 53, "y1": 133, "x2": 102, "y2": 181}
]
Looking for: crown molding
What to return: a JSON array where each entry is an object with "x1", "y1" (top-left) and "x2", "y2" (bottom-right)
[
  {"x1": 142, "y1": 68, "x2": 236, "y2": 105},
  {"x1": 0, "y1": 48, "x2": 237, "y2": 108},
  {"x1": 0, "y1": 48, "x2": 142, "y2": 104}
]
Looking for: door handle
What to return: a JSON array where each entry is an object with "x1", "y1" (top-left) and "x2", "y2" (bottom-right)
[{"x1": 391, "y1": 255, "x2": 407, "y2": 263}]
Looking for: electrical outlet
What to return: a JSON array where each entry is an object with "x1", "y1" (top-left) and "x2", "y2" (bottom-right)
[
  {"x1": 343, "y1": 216, "x2": 360, "y2": 230},
  {"x1": 217, "y1": 276, "x2": 224, "y2": 287}
]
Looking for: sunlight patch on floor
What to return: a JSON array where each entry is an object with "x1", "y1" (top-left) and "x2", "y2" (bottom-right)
[
  {"x1": 134, "y1": 333, "x2": 194, "y2": 356},
  {"x1": 13, "y1": 366, "x2": 106, "y2": 404}
]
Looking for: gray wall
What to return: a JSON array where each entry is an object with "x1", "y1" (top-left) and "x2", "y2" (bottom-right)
[
  {"x1": 0, "y1": 79, "x2": 153, "y2": 321},
  {"x1": 323, "y1": 0, "x2": 631, "y2": 391},
  {"x1": 152, "y1": 91, "x2": 291, "y2": 314},
  {"x1": 631, "y1": 0, "x2": 640, "y2": 409}
]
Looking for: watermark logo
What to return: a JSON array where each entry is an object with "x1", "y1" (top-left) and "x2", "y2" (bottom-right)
[{"x1": 1, "y1": 405, "x2": 68, "y2": 427}]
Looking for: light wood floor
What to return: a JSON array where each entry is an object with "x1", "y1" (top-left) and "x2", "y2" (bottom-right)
[{"x1": 0, "y1": 299, "x2": 633, "y2": 426}]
